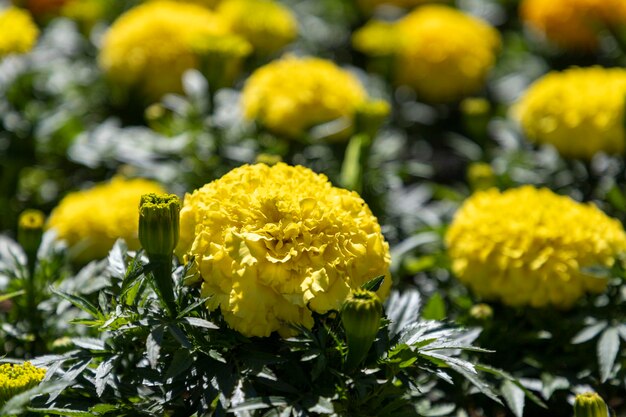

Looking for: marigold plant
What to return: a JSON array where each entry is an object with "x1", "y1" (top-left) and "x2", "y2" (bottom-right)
[
  {"x1": 0, "y1": 7, "x2": 39, "y2": 59},
  {"x1": 515, "y1": 67, "x2": 626, "y2": 159},
  {"x1": 520, "y1": 0, "x2": 626, "y2": 51},
  {"x1": 99, "y1": 1, "x2": 244, "y2": 100},
  {"x1": 353, "y1": 5, "x2": 500, "y2": 103},
  {"x1": 48, "y1": 177, "x2": 165, "y2": 263},
  {"x1": 446, "y1": 186, "x2": 626, "y2": 308},
  {"x1": 0, "y1": 362, "x2": 46, "y2": 404},
  {"x1": 176, "y1": 163, "x2": 391, "y2": 337},
  {"x1": 216, "y1": 0, "x2": 297, "y2": 55},
  {"x1": 241, "y1": 56, "x2": 372, "y2": 139}
]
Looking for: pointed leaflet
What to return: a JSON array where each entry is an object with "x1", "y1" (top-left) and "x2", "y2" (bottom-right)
[{"x1": 597, "y1": 327, "x2": 620, "y2": 382}]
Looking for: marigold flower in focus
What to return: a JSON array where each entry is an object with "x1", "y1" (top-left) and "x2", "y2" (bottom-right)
[
  {"x1": 176, "y1": 163, "x2": 391, "y2": 337},
  {"x1": 515, "y1": 67, "x2": 626, "y2": 159},
  {"x1": 241, "y1": 56, "x2": 372, "y2": 139},
  {"x1": 353, "y1": 5, "x2": 500, "y2": 103},
  {"x1": 12, "y1": 0, "x2": 69, "y2": 18},
  {"x1": 217, "y1": 0, "x2": 297, "y2": 55},
  {"x1": 520, "y1": 0, "x2": 626, "y2": 51},
  {"x1": 445, "y1": 186, "x2": 626, "y2": 308},
  {"x1": 0, "y1": 362, "x2": 46, "y2": 404},
  {"x1": 99, "y1": 1, "x2": 243, "y2": 100},
  {"x1": 48, "y1": 177, "x2": 165, "y2": 263},
  {"x1": 0, "y1": 7, "x2": 38, "y2": 59}
]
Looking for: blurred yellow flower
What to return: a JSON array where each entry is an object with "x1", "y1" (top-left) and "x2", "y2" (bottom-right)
[
  {"x1": 520, "y1": 0, "x2": 626, "y2": 50},
  {"x1": 241, "y1": 56, "x2": 370, "y2": 139},
  {"x1": 0, "y1": 7, "x2": 38, "y2": 59},
  {"x1": 446, "y1": 186, "x2": 626, "y2": 308},
  {"x1": 515, "y1": 67, "x2": 626, "y2": 159},
  {"x1": 99, "y1": 1, "x2": 247, "y2": 100},
  {"x1": 353, "y1": 5, "x2": 500, "y2": 103},
  {"x1": 176, "y1": 163, "x2": 391, "y2": 337},
  {"x1": 0, "y1": 362, "x2": 46, "y2": 403},
  {"x1": 48, "y1": 177, "x2": 165, "y2": 263},
  {"x1": 217, "y1": 0, "x2": 297, "y2": 55}
]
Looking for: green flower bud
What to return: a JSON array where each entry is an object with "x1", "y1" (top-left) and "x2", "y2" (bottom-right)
[
  {"x1": 461, "y1": 97, "x2": 491, "y2": 140},
  {"x1": 355, "y1": 99, "x2": 390, "y2": 138},
  {"x1": 17, "y1": 209, "x2": 45, "y2": 256},
  {"x1": 574, "y1": 392, "x2": 609, "y2": 417},
  {"x1": 138, "y1": 193, "x2": 180, "y2": 259},
  {"x1": 340, "y1": 289, "x2": 383, "y2": 370}
]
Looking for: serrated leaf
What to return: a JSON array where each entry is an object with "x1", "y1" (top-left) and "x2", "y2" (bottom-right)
[
  {"x1": 165, "y1": 350, "x2": 193, "y2": 380},
  {"x1": 421, "y1": 293, "x2": 446, "y2": 321},
  {"x1": 501, "y1": 380, "x2": 525, "y2": 417},
  {"x1": 168, "y1": 324, "x2": 192, "y2": 349},
  {"x1": 147, "y1": 326, "x2": 164, "y2": 369},
  {"x1": 617, "y1": 324, "x2": 626, "y2": 342},
  {"x1": 597, "y1": 327, "x2": 620, "y2": 382},
  {"x1": 229, "y1": 396, "x2": 289, "y2": 412},
  {"x1": 107, "y1": 240, "x2": 127, "y2": 279},
  {"x1": 71, "y1": 337, "x2": 105, "y2": 351},
  {"x1": 50, "y1": 287, "x2": 101, "y2": 319},
  {"x1": 385, "y1": 288, "x2": 422, "y2": 337},
  {"x1": 95, "y1": 357, "x2": 115, "y2": 397},
  {"x1": 28, "y1": 408, "x2": 94, "y2": 416},
  {"x1": 571, "y1": 321, "x2": 607, "y2": 344},
  {"x1": 361, "y1": 275, "x2": 385, "y2": 292},
  {"x1": 476, "y1": 364, "x2": 547, "y2": 408},
  {"x1": 184, "y1": 317, "x2": 219, "y2": 330}
]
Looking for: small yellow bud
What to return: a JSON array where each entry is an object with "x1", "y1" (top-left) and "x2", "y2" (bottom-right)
[
  {"x1": 574, "y1": 392, "x2": 609, "y2": 417},
  {"x1": 18, "y1": 209, "x2": 45, "y2": 256},
  {"x1": 469, "y1": 303, "x2": 493, "y2": 320},
  {"x1": 340, "y1": 289, "x2": 383, "y2": 370},
  {"x1": 466, "y1": 162, "x2": 496, "y2": 192},
  {"x1": 255, "y1": 153, "x2": 282, "y2": 166}
]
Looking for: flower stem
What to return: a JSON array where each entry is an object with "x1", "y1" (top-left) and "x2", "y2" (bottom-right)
[{"x1": 149, "y1": 255, "x2": 176, "y2": 317}]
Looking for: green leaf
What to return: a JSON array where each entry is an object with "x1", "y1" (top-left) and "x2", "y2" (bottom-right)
[
  {"x1": 71, "y1": 337, "x2": 105, "y2": 351},
  {"x1": 501, "y1": 380, "x2": 525, "y2": 417},
  {"x1": 184, "y1": 317, "x2": 219, "y2": 330},
  {"x1": 28, "y1": 408, "x2": 95, "y2": 416},
  {"x1": 571, "y1": 321, "x2": 607, "y2": 344},
  {"x1": 147, "y1": 326, "x2": 164, "y2": 369},
  {"x1": 0, "y1": 290, "x2": 25, "y2": 303},
  {"x1": 95, "y1": 357, "x2": 115, "y2": 397},
  {"x1": 229, "y1": 396, "x2": 289, "y2": 412},
  {"x1": 107, "y1": 240, "x2": 128, "y2": 279},
  {"x1": 165, "y1": 349, "x2": 193, "y2": 380},
  {"x1": 168, "y1": 324, "x2": 192, "y2": 349},
  {"x1": 361, "y1": 275, "x2": 385, "y2": 292},
  {"x1": 421, "y1": 293, "x2": 446, "y2": 321},
  {"x1": 597, "y1": 327, "x2": 620, "y2": 382},
  {"x1": 385, "y1": 288, "x2": 422, "y2": 337},
  {"x1": 50, "y1": 287, "x2": 102, "y2": 319},
  {"x1": 476, "y1": 364, "x2": 547, "y2": 408}
]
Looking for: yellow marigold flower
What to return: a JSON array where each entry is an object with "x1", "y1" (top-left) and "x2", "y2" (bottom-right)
[
  {"x1": 99, "y1": 1, "x2": 237, "y2": 100},
  {"x1": 217, "y1": 0, "x2": 297, "y2": 55},
  {"x1": 176, "y1": 163, "x2": 391, "y2": 337},
  {"x1": 520, "y1": 0, "x2": 626, "y2": 51},
  {"x1": 241, "y1": 56, "x2": 370, "y2": 139},
  {"x1": 446, "y1": 186, "x2": 626, "y2": 309},
  {"x1": 353, "y1": 5, "x2": 500, "y2": 103},
  {"x1": 356, "y1": 0, "x2": 446, "y2": 13},
  {"x1": 0, "y1": 362, "x2": 46, "y2": 403},
  {"x1": 515, "y1": 67, "x2": 626, "y2": 159},
  {"x1": 0, "y1": 7, "x2": 38, "y2": 59},
  {"x1": 48, "y1": 177, "x2": 165, "y2": 263}
]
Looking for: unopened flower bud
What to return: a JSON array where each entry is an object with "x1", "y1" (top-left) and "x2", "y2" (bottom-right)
[
  {"x1": 469, "y1": 303, "x2": 493, "y2": 320},
  {"x1": 255, "y1": 153, "x2": 282, "y2": 166},
  {"x1": 355, "y1": 99, "x2": 390, "y2": 138},
  {"x1": 461, "y1": 97, "x2": 491, "y2": 140},
  {"x1": 574, "y1": 392, "x2": 609, "y2": 417},
  {"x1": 341, "y1": 289, "x2": 383, "y2": 370},
  {"x1": 467, "y1": 162, "x2": 496, "y2": 192},
  {"x1": 18, "y1": 209, "x2": 45, "y2": 257},
  {"x1": 138, "y1": 193, "x2": 180, "y2": 259}
]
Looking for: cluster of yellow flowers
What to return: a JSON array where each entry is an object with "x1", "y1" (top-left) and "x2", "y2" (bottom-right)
[
  {"x1": 0, "y1": 7, "x2": 39, "y2": 59},
  {"x1": 520, "y1": 0, "x2": 626, "y2": 50},
  {"x1": 353, "y1": 5, "x2": 500, "y2": 103},
  {"x1": 515, "y1": 67, "x2": 626, "y2": 159},
  {"x1": 99, "y1": 1, "x2": 236, "y2": 100},
  {"x1": 176, "y1": 163, "x2": 391, "y2": 337},
  {"x1": 0, "y1": 362, "x2": 46, "y2": 403},
  {"x1": 446, "y1": 186, "x2": 626, "y2": 308},
  {"x1": 241, "y1": 56, "x2": 372, "y2": 139},
  {"x1": 100, "y1": 0, "x2": 297, "y2": 100},
  {"x1": 48, "y1": 177, "x2": 165, "y2": 263}
]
